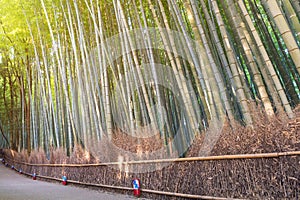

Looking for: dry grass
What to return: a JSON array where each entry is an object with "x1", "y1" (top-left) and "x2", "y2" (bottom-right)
[
  {"x1": 211, "y1": 110, "x2": 300, "y2": 156},
  {"x1": 112, "y1": 129, "x2": 164, "y2": 154},
  {"x1": 187, "y1": 106, "x2": 300, "y2": 157}
]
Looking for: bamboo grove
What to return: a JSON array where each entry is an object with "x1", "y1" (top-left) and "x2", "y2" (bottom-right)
[{"x1": 0, "y1": 0, "x2": 299, "y2": 158}]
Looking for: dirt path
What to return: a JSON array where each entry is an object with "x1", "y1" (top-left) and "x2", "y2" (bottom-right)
[{"x1": 0, "y1": 162, "x2": 142, "y2": 200}]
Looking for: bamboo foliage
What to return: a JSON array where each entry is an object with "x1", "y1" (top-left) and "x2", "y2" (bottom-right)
[
  {"x1": 261, "y1": 0, "x2": 300, "y2": 74},
  {"x1": 193, "y1": 0, "x2": 235, "y2": 121},
  {"x1": 225, "y1": 0, "x2": 274, "y2": 117},
  {"x1": 0, "y1": 0, "x2": 299, "y2": 157},
  {"x1": 182, "y1": 0, "x2": 228, "y2": 123},
  {"x1": 280, "y1": 0, "x2": 300, "y2": 41},
  {"x1": 290, "y1": 0, "x2": 300, "y2": 20},
  {"x1": 238, "y1": 0, "x2": 294, "y2": 118},
  {"x1": 211, "y1": 0, "x2": 253, "y2": 125}
]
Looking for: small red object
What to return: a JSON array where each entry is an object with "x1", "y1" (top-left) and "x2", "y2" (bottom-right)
[
  {"x1": 132, "y1": 178, "x2": 141, "y2": 197},
  {"x1": 62, "y1": 176, "x2": 67, "y2": 185}
]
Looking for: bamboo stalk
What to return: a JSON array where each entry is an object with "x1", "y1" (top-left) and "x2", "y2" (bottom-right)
[{"x1": 4, "y1": 150, "x2": 300, "y2": 167}]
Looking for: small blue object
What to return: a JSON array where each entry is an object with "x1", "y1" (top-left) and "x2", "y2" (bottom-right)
[
  {"x1": 132, "y1": 179, "x2": 140, "y2": 189},
  {"x1": 62, "y1": 176, "x2": 67, "y2": 181},
  {"x1": 62, "y1": 175, "x2": 67, "y2": 185}
]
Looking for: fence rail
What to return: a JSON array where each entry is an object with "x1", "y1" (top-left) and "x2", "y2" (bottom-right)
[{"x1": 3, "y1": 150, "x2": 300, "y2": 167}]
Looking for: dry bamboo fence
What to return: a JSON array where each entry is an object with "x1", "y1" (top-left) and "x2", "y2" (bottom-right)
[
  {"x1": 4, "y1": 158, "x2": 243, "y2": 200},
  {"x1": 2, "y1": 151, "x2": 300, "y2": 199}
]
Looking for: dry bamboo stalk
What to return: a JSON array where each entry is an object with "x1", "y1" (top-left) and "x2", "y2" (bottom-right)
[{"x1": 3, "y1": 151, "x2": 300, "y2": 167}]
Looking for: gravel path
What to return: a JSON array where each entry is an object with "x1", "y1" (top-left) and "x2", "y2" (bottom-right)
[{"x1": 0, "y1": 161, "x2": 144, "y2": 200}]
